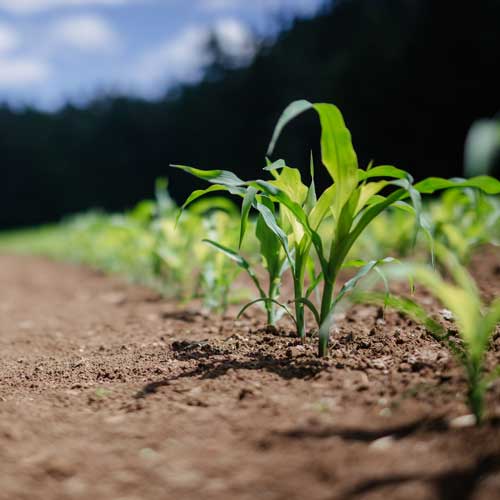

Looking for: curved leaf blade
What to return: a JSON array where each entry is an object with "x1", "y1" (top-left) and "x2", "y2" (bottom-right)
[
  {"x1": 171, "y1": 164, "x2": 245, "y2": 187},
  {"x1": 414, "y1": 176, "x2": 500, "y2": 195},
  {"x1": 267, "y1": 100, "x2": 313, "y2": 156}
]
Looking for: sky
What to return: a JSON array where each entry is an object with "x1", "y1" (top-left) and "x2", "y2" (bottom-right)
[{"x1": 0, "y1": 0, "x2": 325, "y2": 111}]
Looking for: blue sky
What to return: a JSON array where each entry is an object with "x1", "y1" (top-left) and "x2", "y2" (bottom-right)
[{"x1": 0, "y1": 0, "x2": 325, "y2": 110}]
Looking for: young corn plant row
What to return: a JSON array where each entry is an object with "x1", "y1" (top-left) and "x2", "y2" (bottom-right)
[
  {"x1": 349, "y1": 190, "x2": 499, "y2": 264},
  {"x1": 174, "y1": 99, "x2": 500, "y2": 357},
  {"x1": 0, "y1": 183, "x2": 248, "y2": 312},
  {"x1": 355, "y1": 243, "x2": 500, "y2": 424}
]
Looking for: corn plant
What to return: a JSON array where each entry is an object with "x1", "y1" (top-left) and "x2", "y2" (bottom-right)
[
  {"x1": 172, "y1": 165, "x2": 291, "y2": 325},
  {"x1": 190, "y1": 198, "x2": 243, "y2": 313},
  {"x1": 425, "y1": 117, "x2": 500, "y2": 262},
  {"x1": 173, "y1": 99, "x2": 500, "y2": 357},
  {"x1": 427, "y1": 189, "x2": 500, "y2": 263},
  {"x1": 362, "y1": 245, "x2": 500, "y2": 423},
  {"x1": 349, "y1": 206, "x2": 418, "y2": 260},
  {"x1": 464, "y1": 117, "x2": 500, "y2": 178},
  {"x1": 202, "y1": 212, "x2": 289, "y2": 325}
]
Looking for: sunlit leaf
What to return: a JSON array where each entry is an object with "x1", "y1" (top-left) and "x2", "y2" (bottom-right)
[
  {"x1": 171, "y1": 164, "x2": 245, "y2": 187},
  {"x1": 239, "y1": 186, "x2": 257, "y2": 248},
  {"x1": 313, "y1": 103, "x2": 359, "y2": 218},
  {"x1": 267, "y1": 100, "x2": 313, "y2": 155},
  {"x1": 357, "y1": 165, "x2": 410, "y2": 181},
  {"x1": 464, "y1": 119, "x2": 500, "y2": 177},
  {"x1": 414, "y1": 176, "x2": 500, "y2": 195}
]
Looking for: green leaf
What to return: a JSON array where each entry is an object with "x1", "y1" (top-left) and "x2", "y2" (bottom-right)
[
  {"x1": 305, "y1": 271, "x2": 323, "y2": 298},
  {"x1": 478, "y1": 298, "x2": 500, "y2": 350},
  {"x1": 268, "y1": 166, "x2": 308, "y2": 205},
  {"x1": 392, "y1": 200, "x2": 416, "y2": 214},
  {"x1": 171, "y1": 164, "x2": 245, "y2": 187},
  {"x1": 334, "y1": 257, "x2": 396, "y2": 308},
  {"x1": 304, "y1": 152, "x2": 317, "y2": 214},
  {"x1": 255, "y1": 202, "x2": 283, "y2": 279},
  {"x1": 237, "y1": 298, "x2": 297, "y2": 329},
  {"x1": 414, "y1": 176, "x2": 500, "y2": 195},
  {"x1": 387, "y1": 263, "x2": 482, "y2": 354},
  {"x1": 176, "y1": 184, "x2": 229, "y2": 224},
  {"x1": 255, "y1": 202, "x2": 294, "y2": 269},
  {"x1": 188, "y1": 196, "x2": 239, "y2": 216},
  {"x1": 203, "y1": 239, "x2": 266, "y2": 298},
  {"x1": 353, "y1": 291, "x2": 446, "y2": 340},
  {"x1": 464, "y1": 119, "x2": 500, "y2": 177},
  {"x1": 342, "y1": 259, "x2": 368, "y2": 268},
  {"x1": 294, "y1": 297, "x2": 321, "y2": 327},
  {"x1": 357, "y1": 165, "x2": 410, "y2": 181},
  {"x1": 355, "y1": 180, "x2": 389, "y2": 215},
  {"x1": 395, "y1": 177, "x2": 423, "y2": 245},
  {"x1": 263, "y1": 159, "x2": 286, "y2": 172},
  {"x1": 309, "y1": 184, "x2": 336, "y2": 230},
  {"x1": 313, "y1": 103, "x2": 359, "y2": 218},
  {"x1": 239, "y1": 186, "x2": 257, "y2": 248},
  {"x1": 254, "y1": 180, "x2": 311, "y2": 236},
  {"x1": 267, "y1": 100, "x2": 313, "y2": 156},
  {"x1": 203, "y1": 239, "x2": 248, "y2": 267}
]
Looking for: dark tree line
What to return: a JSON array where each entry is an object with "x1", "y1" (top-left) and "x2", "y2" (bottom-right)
[{"x1": 1, "y1": 0, "x2": 499, "y2": 229}]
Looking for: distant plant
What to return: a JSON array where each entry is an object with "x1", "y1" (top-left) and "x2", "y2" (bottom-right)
[
  {"x1": 174, "y1": 99, "x2": 500, "y2": 356},
  {"x1": 351, "y1": 117, "x2": 500, "y2": 263},
  {"x1": 152, "y1": 180, "x2": 245, "y2": 310},
  {"x1": 428, "y1": 189, "x2": 499, "y2": 263},
  {"x1": 464, "y1": 117, "x2": 500, "y2": 178},
  {"x1": 360, "y1": 245, "x2": 500, "y2": 423},
  {"x1": 426, "y1": 118, "x2": 500, "y2": 262},
  {"x1": 189, "y1": 197, "x2": 243, "y2": 313},
  {"x1": 350, "y1": 206, "x2": 417, "y2": 260}
]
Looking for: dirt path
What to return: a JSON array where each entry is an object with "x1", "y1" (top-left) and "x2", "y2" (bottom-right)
[{"x1": 1, "y1": 253, "x2": 500, "y2": 500}]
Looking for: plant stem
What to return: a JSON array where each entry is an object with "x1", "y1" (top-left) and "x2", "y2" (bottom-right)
[
  {"x1": 266, "y1": 278, "x2": 280, "y2": 325},
  {"x1": 294, "y1": 249, "x2": 308, "y2": 341},
  {"x1": 467, "y1": 360, "x2": 484, "y2": 424},
  {"x1": 320, "y1": 278, "x2": 334, "y2": 324},
  {"x1": 294, "y1": 278, "x2": 306, "y2": 340}
]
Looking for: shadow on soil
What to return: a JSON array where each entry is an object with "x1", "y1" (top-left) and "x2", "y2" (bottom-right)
[
  {"x1": 135, "y1": 342, "x2": 329, "y2": 399},
  {"x1": 343, "y1": 452, "x2": 500, "y2": 500},
  {"x1": 278, "y1": 417, "x2": 448, "y2": 442}
]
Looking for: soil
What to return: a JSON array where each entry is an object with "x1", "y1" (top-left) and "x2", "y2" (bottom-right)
[{"x1": 1, "y1": 247, "x2": 500, "y2": 500}]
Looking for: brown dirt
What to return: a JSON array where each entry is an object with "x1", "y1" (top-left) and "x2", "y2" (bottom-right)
[{"x1": 1, "y1": 249, "x2": 500, "y2": 500}]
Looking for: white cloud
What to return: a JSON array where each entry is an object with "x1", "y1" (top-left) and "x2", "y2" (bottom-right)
[
  {"x1": 131, "y1": 19, "x2": 254, "y2": 97},
  {"x1": 0, "y1": 56, "x2": 50, "y2": 87},
  {"x1": 133, "y1": 25, "x2": 210, "y2": 95},
  {"x1": 0, "y1": 22, "x2": 20, "y2": 53},
  {"x1": 0, "y1": 0, "x2": 129, "y2": 15},
  {"x1": 50, "y1": 14, "x2": 121, "y2": 52},
  {"x1": 214, "y1": 18, "x2": 254, "y2": 59}
]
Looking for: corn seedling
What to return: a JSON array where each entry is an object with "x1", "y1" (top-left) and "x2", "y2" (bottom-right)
[
  {"x1": 172, "y1": 165, "x2": 291, "y2": 326},
  {"x1": 426, "y1": 118, "x2": 500, "y2": 262},
  {"x1": 190, "y1": 198, "x2": 243, "y2": 312},
  {"x1": 174, "y1": 99, "x2": 500, "y2": 357},
  {"x1": 350, "y1": 206, "x2": 418, "y2": 260},
  {"x1": 464, "y1": 117, "x2": 500, "y2": 178},
  {"x1": 428, "y1": 189, "x2": 499, "y2": 263},
  {"x1": 360, "y1": 245, "x2": 500, "y2": 423}
]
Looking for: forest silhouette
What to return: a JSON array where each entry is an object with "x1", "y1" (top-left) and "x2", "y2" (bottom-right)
[{"x1": 1, "y1": 0, "x2": 499, "y2": 229}]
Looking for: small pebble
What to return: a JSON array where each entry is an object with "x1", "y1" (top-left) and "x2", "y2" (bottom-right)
[
  {"x1": 439, "y1": 309, "x2": 454, "y2": 320},
  {"x1": 449, "y1": 414, "x2": 476, "y2": 428},
  {"x1": 369, "y1": 435, "x2": 395, "y2": 450}
]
